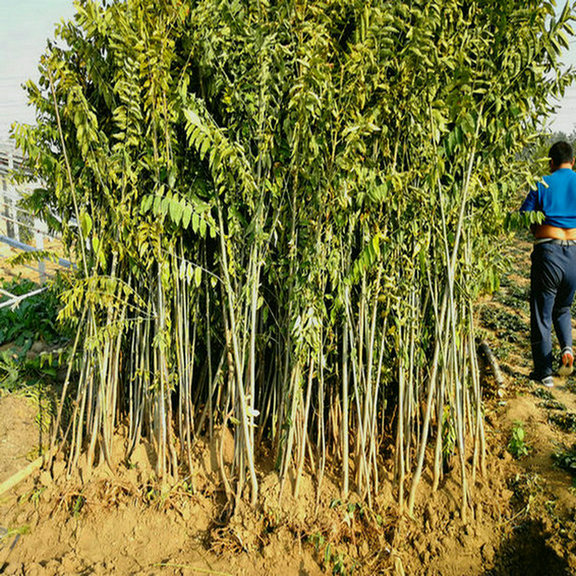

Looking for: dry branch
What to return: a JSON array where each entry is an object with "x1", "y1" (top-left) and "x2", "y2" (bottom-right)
[{"x1": 479, "y1": 340, "x2": 505, "y2": 390}]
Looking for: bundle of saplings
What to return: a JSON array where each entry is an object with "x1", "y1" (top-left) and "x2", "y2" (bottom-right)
[{"x1": 13, "y1": 0, "x2": 574, "y2": 515}]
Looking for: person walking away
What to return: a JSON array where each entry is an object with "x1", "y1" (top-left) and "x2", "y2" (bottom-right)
[{"x1": 520, "y1": 140, "x2": 576, "y2": 387}]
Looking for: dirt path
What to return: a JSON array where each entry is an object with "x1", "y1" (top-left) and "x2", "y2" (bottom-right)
[
  {"x1": 484, "y1": 238, "x2": 576, "y2": 514},
  {"x1": 475, "y1": 236, "x2": 576, "y2": 574},
  {"x1": 0, "y1": 234, "x2": 576, "y2": 575}
]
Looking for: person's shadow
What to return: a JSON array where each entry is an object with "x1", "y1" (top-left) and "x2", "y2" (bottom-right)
[{"x1": 483, "y1": 519, "x2": 572, "y2": 576}]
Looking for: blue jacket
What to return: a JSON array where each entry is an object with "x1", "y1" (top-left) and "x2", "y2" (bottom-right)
[{"x1": 521, "y1": 168, "x2": 576, "y2": 228}]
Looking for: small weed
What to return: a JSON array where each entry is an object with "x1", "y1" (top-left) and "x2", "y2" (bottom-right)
[
  {"x1": 493, "y1": 290, "x2": 529, "y2": 313},
  {"x1": 507, "y1": 473, "x2": 542, "y2": 516},
  {"x1": 144, "y1": 483, "x2": 161, "y2": 503},
  {"x1": 566, "y1": 380, "x2": 576, "y2": 394},
  {"x1": 0, "y1": 351, "x2": 21, "y2": 391},
  {"x1": 342, "y1": 502, "x2": 365, "y2": 528},
  {"x1": 310, "y1": 532, "x2": 325, "y2": 551},
  {"x1": 310, "y1": 533, "x2": 353, "y2": 576},
  {"x1": 498, "y1": 274, "x2": 529, "y2": 298},
  {"x1": 537, "y1": 400, "x2": 566, "y2": 411},
  {"x1": 71, "y1": 494, "x2": 86, "y2": 517},
  {"x1": 179, "y1": 479, "x2": 195, "y2": 495},
  {"x1": 544, "y1": 499, "x2": 558, "y2": 517},
  {"x1": 479, "y1": 306, "x2": 528, "y2": 343},
  {"x1": 0, "y1": 524, "x2": 30, "y2": 550},
  {"x1": 553, "y1": 444, "x2": 576, "y2": 476},
  {"x1": 548, "y1": 412, "x2": 576, "y2": 433},
  {"x1": 18, "y1": 487, "x2": 46, "y2": 508},
  {"x1": 508, "y1": 421, "x2": 530, "y2": 459},
  {"x1": 58, "y1": 492, "x2": 86, "y2": 517},
  {"x1": 532, "y1": 387, "x2": 554, "y2": 400},
  {"x1": 27, "y1": 486, "x2": 46, "y2": 507},
  {"x1": 497, "y1": 342, "x2": 515, "y2": 362},
  {"x1": 309, "y1": 501, "x2": 369, "y2": 576}
]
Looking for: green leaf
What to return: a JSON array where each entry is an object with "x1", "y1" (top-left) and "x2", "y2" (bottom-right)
[
  {"x1": 141, "y1": 194, "x2": 154, "y2": 214},
  {"x1": 80, "y1": 212, "x2": 92, "y2": 238},
  {"x1": 182, "y1": 204, "x2": 193, "y2": 229},
  {"x1": 169, "y1": 198, "x2": 184, "y2": 226}
]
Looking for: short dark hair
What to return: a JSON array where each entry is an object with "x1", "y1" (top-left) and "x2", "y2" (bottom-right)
[{"x1": 549, "y1": 141, "x2": 573, "y2": 166}]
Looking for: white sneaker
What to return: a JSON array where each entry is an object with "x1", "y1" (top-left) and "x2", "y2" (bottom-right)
[{"x1": 542, "y1": 375, "x2": 554, "y2": 388}]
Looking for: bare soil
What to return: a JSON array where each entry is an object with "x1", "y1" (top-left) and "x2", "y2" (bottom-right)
[{"x1": 1, "y1": 236, "x2": 576, "y2": 576}]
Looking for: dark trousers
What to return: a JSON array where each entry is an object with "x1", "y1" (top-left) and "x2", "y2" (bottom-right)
[{"x1": 530, "y1": 242, "x2": 576, "y2": 378}]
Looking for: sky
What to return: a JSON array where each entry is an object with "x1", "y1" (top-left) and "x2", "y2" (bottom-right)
[
  {"x1": 1, "y1": 1, "x2": 576, "y2": 141},
  {"x1": 0, "y1": 0, "x2": 76, "y2": 142},
  {"x1": 549, "y1": 11, "x2": 576, "y2": 135}
]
